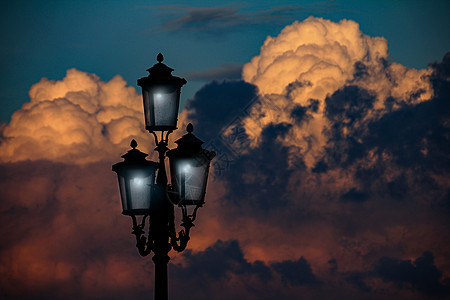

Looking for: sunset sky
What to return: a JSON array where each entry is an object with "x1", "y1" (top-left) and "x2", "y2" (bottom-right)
[{"x1": 1, "y1": 1, "x2": 450, "y2": 299}]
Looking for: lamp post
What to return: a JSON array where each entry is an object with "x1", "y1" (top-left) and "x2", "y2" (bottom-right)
[{"x1": 112, "y1": 54, "x2": 215, "y2": 300}]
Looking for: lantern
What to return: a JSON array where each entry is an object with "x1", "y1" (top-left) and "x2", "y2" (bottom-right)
[
  {"x1": 112, "y1": 139, "x2": 159, "y2": 215},
  {"x1": 167, "y1": 123, "x2": 216, "y2": 205},
  {"x1": 137, "y1": 53, "x2": 187, "y2": 132}
]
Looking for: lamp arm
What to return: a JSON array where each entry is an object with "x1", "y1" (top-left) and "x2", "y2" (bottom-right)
[
  {"x1": 168, "y1": 203, "x2": 204, "y2": 252},
  {"x1": 131, "y1": 215, "x2": 153, "y2": 256},
  {"x1": 150, "y1": 131, "x2": 159, "y2": 146},
  {"x1": 168, "y1": 205, "x2": 191, "y2": 252},
  {"x1": 150, "y1": 129, "x2": 173, "y2": 146},
  {"x1": 164, "y1": 130, "x2": 173, "y2": 143}
]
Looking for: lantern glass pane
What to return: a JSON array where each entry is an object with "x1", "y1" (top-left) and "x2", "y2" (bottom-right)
[
  {"x1": 173, "y1": 158, "x2": 209, "y2": 205},
  {"x1": 153, "y1": 89, "x2": 178, "y2": 127},
  {"x1": 118, "y1": 173, "x2": 154, "y2": 215},
  {"x1": 142, "y1": 85, "x2": 180, "y2": 130},
  {"x1": 143, "y1": 89, "x2": 151, "y2": 127},
  {"x1": 119, "y1": 175, "x2": 128, "y2": 212}
]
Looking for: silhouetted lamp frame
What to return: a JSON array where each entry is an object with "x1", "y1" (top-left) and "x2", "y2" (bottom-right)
[
  {"x1": 112, "y1": 53, "x2": 215, "y2": 300},
  {"x1": 167, "y1": 124, "x2": 215, "y2": 207},
  {"x1": 137, "y1": 53, "x2": 187, "y2": 132},
  {"x1": 112, "y1": 139, "x2": 159, "y2": 215}
]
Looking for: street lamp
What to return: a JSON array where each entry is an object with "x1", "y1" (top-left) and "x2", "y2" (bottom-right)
[
  {"x1": 167, "y1": 123, "x2": 215, "y2": 206},
  {"x1": 112, "y1": 53, "x2": 215, "y2": 300},
  {"x1": 112, "y1": 139, "x2": 159, "y2": 215},
  {"x1": 137, "y1": 53, "x2": 187, "y2": 131}
]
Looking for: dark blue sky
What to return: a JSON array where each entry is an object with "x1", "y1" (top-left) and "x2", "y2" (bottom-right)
[{"x1": 1, "y1": 0, "x2": 449, "y2": 122}]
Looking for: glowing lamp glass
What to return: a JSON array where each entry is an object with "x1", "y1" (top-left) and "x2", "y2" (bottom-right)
[
  {"x1": 116, "y1": 170, "x2": 156, "y2": 215},
  {"x1": 168, "y1": 153, "x2": 212, "y2": 206},
  {"x1": 137, "y1": 54, "x2": 186, "y2": 132},
  {"x1": 112, "y1": 141, "x2": 159, "y2": 215},
  {"x1": 141, "y1": 85, "x2": 181, "y2": 131}
]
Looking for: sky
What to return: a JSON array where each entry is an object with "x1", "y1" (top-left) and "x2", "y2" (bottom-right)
[{"x1": 0, "y1": 1, "x2": 449, "y2": 299}]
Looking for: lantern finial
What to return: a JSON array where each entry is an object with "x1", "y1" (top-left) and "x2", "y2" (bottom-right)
[
  {"x1": 186, "y1": 123, "x2": 193, "y2": 133},
  {"x1": 157, "y1": 53, "x2": 164, "y2": 63},
  {"x1": 130, "y1": 139, "x2": 138, "y2": 149}
]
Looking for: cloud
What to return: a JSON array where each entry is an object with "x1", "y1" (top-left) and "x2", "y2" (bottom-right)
[
  {"x1": 242, "y1": 16, "x2": 432, "y2": 168},
  {"x1": 169, "y1": 239, "x2": 326, "y2": 300},
  {"x1": 186, "y1": 63, "x2": 242, "y2": 81},
  {"x1": 374, "y1": 251, "x2": 450, "y2": 296},
  {"x1": 0, "y1": 68, "x2": 191, "y2": 298},
  {"x1": 272, "y1": 257, "x2": 321, "y2": 286},
  {"x1": 185, "y1": 79, "x2": 257, "y2": 140},
  {"x1": 182, "y1": 17, "x2": 450, "y2": 298},
  {"x1": 172, "y1": 239, "x2": 272, "y2": 282},
  {"x1": 0, "y1": 69, "x2": 155, "y2": 164},
  {"x1": 0, "y1": 161, "x2": 154, "y2": 299},
  {"x1": 151, "y1": 5, "x2": 339, "y2": 36}
]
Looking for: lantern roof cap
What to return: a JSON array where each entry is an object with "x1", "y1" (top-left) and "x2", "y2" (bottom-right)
[
  {"x1": 121, "y1": 139, "x2": 149, "y2": 162},
  {"x1": 174, "y1": 123, "x2": 204, "y2": 147},
  {"x1": 167, "y1": 124, "x2": 216, "y2": 160},
  {"x1": 146, "y1": 53, "x2": 174, "y2": 75},
  {"x1": 112, "y1": 140, "x2": 158, "y2": 173},
  {"x1": 137, "y1": 53, "x2": 187, "y2": 87}
]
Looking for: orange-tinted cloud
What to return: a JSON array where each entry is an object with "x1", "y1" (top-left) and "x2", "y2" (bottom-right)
[
  {"x1": 0, "y1": 69, "x2": 155, "y2": 164},
  {"x1": 182, "y1": 18, "x2": 450, "y2": 298},
  {"x1": 241, "y1": 17, "x2": 432, "y2": 168}
]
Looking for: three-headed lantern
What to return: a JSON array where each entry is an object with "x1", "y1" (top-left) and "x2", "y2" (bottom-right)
[
  {"x1": 137, "y1": 53, "x2": 187, "y2": 132},
  {"x1": 112, "y1": 140, "x2": 159, "y2": 215},
  {"x1": 167, "y1": 123, "x2": 216, "y2": 206}
]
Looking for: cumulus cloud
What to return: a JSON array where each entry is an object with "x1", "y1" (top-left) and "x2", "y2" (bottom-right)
[
  {"x1": 242, "y1": 16, "x2": 432, "y2": 168},
  {"x1": 0, "y1": 69, "x2": 154, "y2": 164},
  {"x1": 183, "y1": 17, "x2": 450, "y2": 298},
  {"x1": 0, "y1": 68, "x2": 193, "y2": 298}
]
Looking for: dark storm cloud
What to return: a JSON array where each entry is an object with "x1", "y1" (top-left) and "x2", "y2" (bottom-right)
[
  {"x1": 311, "y1": 159, "x2": 328, "y2": 173},
  {"x1": 373, "y1": 251, "x2": 450, "y2": 297},
  {"x1": 365, "y1": 53, "x2": 450, "y2": 170},
  {"x1": 0, "y1": 160, "x2": 154, "y2": 300},
  {"x1": 290, "y1": 99, "x2": 319, "y2": 125},
  {"x1": 169, "y1": 239, "x2": 322, "y2": 299},
  {"x1": 344, "y1": 272, "x2": 371, "y2": 293},
  {"x1": 187, "y1": 52, "x2": 450, "y2": 221},
  {"x1": 352, "y1": 61, "x2": 370, "y2": 79},
  {"x1": 344, "y1": 53, "x2": 450, "y2": 205},
  {"x1": 324, "y1": 85, "x2": 376, "y2": 167},
  {"x1": 185, "y1": 80, "x2": 257, "y2": 140},
  {"x1": 332, "y1": 252, "x2": 450, "y2": 296},
  {"x1": 219, "y1": 123, "x2": 300, "y2": 211},
  {"x1": 317, "y1": 52, "x2": 449, "y2": 186},
  {"x1": 325, "y1": 85, "x2": 376, "y2": 124},
  {"x1": 340, "y1": 187, "x2": 368, "y2": 203},
  {"x1": 171, "y1": 240, "x2": 272, "y2": 282},
  {"x1": 151, "y1": 5, "x2": 338, "y2": 35},
  {"x1": 272, "y1": 257, "x2": 320, "y2": 286},
  {"x1": 429, "y1": 52, "x2": 450, "y2": 97},
  {"x1": 181, "y1": 52, "x2": 450, "y2": 298},
  {"x1": 186, "y1": 63, "x2": 242, "y2": 81},
  {"x1": 366, "y1": 99, "x2": 449, "y2": 169}
]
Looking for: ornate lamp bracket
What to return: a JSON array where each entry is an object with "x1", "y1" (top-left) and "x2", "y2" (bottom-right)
[
  {"x1": 168, "y1": 202, "x2": 203, "y2": 252},
  {"x1": 131, "y1": 214, "x2": 153, "y2": 256}
]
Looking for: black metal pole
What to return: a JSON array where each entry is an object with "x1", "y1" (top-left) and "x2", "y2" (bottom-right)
[
  {"x1": 152, "y1": 140, "x2": 170, "y2": 300},
  {"x1": 151, "y1": 213, "x2": 170, "y2": 300}
]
